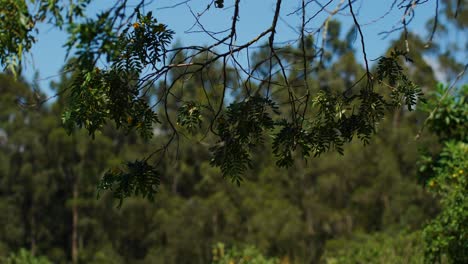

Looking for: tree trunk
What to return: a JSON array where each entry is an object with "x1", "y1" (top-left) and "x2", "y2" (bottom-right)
[
  {"x1": 30, "y1": 213, "x2": 36, "y2": 255},
  {"x1": 71, "y1": 182, "x2": 78, "y2": 264}
]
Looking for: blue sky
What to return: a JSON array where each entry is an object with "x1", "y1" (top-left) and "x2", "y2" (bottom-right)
[{"x1": 23, "y1": 0, "x2": 441, "y2": 93}]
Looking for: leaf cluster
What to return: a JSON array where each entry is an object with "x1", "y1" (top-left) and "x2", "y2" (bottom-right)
[
  {"x1": 0, "y1": 0, "x2": 91, "y2": 76},
  {"x1": 177, "y1": 101, "x2": 203, "y2": 133},
  {"x1": 418, "y1": 83, "x2": 468, "y2": 263},
  {"x1": 98, "y1": 160, "x2": 160, "y2": 208},
  {"x1": 376, "y1": 49, "x2": 425, "y2": 111},
  {"x1": 63, "y1": 10, "x2": 174, "y2": 139},
  {"x1": 0, "y1": 0, "x2": 35, "y2": 74},
  {"x1": 422, "y1": 84, "x2": 468, "y2": 142},
  {"x1": 209, "y1": 49, "x2": 425, "y2": 183},
  {"x1": 210, "y1": 96, "x2": 279, "y2": 185},
  {"x1": 211, "y1": 243, "x2": 279, "y2": 264},
  {"x1": 2, "y1": 248, "x2": 52, "y2": 264},
  {"x1": 423, "y1": 141, "x2": 467, "y2": 264},
  {"x1": 125, "y1": 11, "x2": 173, "y2": 69},
  {"x1": 62, "y1": 68, "x2": 160, "y2": 139}
]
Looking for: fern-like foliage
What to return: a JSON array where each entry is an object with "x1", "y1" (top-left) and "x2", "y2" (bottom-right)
[
  {"x1": 272, "y1": 121, "x2": 308, "y2": 168},
  {"x1": 210, "y1": 49, "x2": 425, "y2": 183},
  {"x1": 63, "y1": 10, "x2": 172, "y2": 140},
  {"x1": 62, "y1": 67, "x2": 160, "y2": 139},
  {"x1": 376, "y1": 49, "x2": 425, "y2": 110},
  {"x1": 272, "y1": 49, "x2": 425, "y2": 170},
  {"x1": 210, "y1": 96, "x2": 279, "y2": 184},
  {"x1": 113, "y1": 10, "x2": 174, "y2": 72},
  {"x1": 62, "y1": 68, "x2": 110, "y2": 137},
  {"x1": 177, "y1": 101, "x2": 203, "y2": 133},
  {"x1": 98, "y1": 160, "x2": 160, "y2": 208}
]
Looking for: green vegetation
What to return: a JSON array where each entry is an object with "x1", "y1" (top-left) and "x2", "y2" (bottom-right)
[
  {"x1": 2, "y1": 249, "x2": 52, "y2": 264},
  {"x1": 421, "y1": 85, "x2": 468, "y2": 263},
  {"x1": 323, "y1": 231, "x2": 424, "y2": 263},
  {"x1": 1, "y1": 0, "x2": 461, "y2": 188},
  {"x1": 211, "y1": 243, "x2": 279, "y2": 264},
  {"x1": 0, "y1": 0, "x2": 467, "y2": 263}
]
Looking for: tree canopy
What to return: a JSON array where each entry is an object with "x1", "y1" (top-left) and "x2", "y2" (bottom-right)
[
  {"x1": 0, "y1": 0, "x2": 466, "y2": 201},
  {"x1": 0, "y1": 1, "x2": 467, "y2": 261}
]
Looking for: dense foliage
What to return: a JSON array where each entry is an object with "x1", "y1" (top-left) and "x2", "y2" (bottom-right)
[
  {"x1": 420, "y1": 85, "x2": 468, "y2": 263},
  {"x1": 0, "y1": 1, "x2": 467, "y2": 263},
  {"x1": 211, "y1": 243, "x2": 280, "y2": 264},
  {"x1": 323, "y1": 231, "x2": 424, "y2": 263},
  {"x1": 2, "y1": 0, "x2": 465, "y2": 196},
  {"x1": 2, "y1": 27, "x2": 466, "y2": 263},
  {"x1": 2, "y1": 249, "x2": 52, "y2": 264}
]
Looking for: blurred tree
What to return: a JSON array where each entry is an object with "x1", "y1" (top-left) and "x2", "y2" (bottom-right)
[
  {"x1": 419, "y1": 84, "x2": 467, "y2": 263},
  {"x1": 321, "y1": 231, "x2": 424, "y2": 264},
  {"x1": 1, "y1": 1, "x2": 451, "y2": 198},
  {"x1": 211, "y1": 243, "x2": 280, "y2": 264},
  {"x1": 3, "y1": 248, "x2": 52, "y2": 264},
  {"x1": 0, "y1": 4, "x2": 466, "y2": 262}
]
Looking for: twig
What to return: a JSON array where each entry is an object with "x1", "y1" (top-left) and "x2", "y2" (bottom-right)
[{"x1": 348, "y1": 0, "x2": 370, "y2": 78}]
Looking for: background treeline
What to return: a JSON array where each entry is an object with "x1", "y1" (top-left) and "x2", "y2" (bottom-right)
[{"x1": 0, "y1": 20, "x2": 466, "y2": 263}]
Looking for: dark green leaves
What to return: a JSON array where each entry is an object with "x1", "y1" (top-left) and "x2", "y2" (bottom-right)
[
  {"x1": 210, "y1": 96, "x2": 279, "y2": 184},
  {"x1": 62, "y1": 67, "x2": 160, "y2": 139},
  {"x1": 63, "y1": 9, "x2": 173, "y2": 140},
  {"x1": 98, "y1": 160, "x2": 161, "y2": 207},
  {"x1": 418, "y1": 83, "x2": 468, "y2": 264},
  {"x1": 376, "y1": 49, "x2": 407, "y2": 87},
  {"x1": 0, "y1": 0, "x2": 35, "y2": 76},
  {"x1": 210, "y1": 58, "x2": 425, "y2": 180},
  {"x1": 422, "y1": 84, "x2": 467, "y2": 141},
  {"x1": 62, "y1": 68, "x2": 110, "y2": 137},
  {"x1": 272, "y1": 121, "x2": 307, "y2": 168},
  {"x1": 0, "y1": 0, "x2": 92, "y2": 76},
  {"x1": 177, "y1": 101, "x2": 203, "y2": 133},
  {"x1": 127, "y1": 11, "x2": 174, "y2": 69},
  {"x1": 376, "y1": 49, "x2": 424, "y2": 111},
  {"x1": 422, "y1": 142, "x2": 468, "y2": 263}
]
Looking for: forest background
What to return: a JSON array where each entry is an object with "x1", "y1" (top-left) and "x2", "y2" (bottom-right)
[{"x1": 0, "y1": 0, "x2": 467, "y2": 263}]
